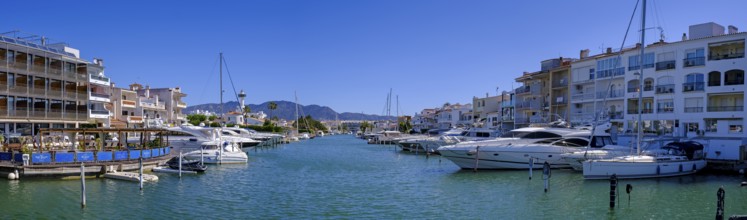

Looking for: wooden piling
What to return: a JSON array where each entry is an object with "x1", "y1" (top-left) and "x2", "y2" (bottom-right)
[
  {"x1": 80, "y1": 163, "x2": 86, "y2": 208},
  {"x1": 610, "y1": 174, "x2": 618, "y2": 209},
  {"x1": 179, "y1": 150, "x2": 183, "y2": 178},
  {"x1": 528, "y1": 157, "x2": 534, "y2": 180},
  {"x1": 139, "y1": 158, "x2": 144, "y2": 190},
  {"x1": 472, "y1": 146, "x2": 480, "y2": 172}
]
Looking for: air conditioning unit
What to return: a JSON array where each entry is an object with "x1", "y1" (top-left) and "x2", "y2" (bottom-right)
[
  {"x1": 685, "y1": 60, "x2": 694, "y2": 66},
  {"x1": 684, "y1": 85, "x2": 693, "y2": 91}
]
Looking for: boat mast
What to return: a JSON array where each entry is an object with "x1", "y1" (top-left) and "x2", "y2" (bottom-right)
[
  {"x1": 636, "y1": 0, "x2": 646, "y2": 156},
  {"x1": 220, "y1": 52, "x2": 224, "y2": 118},
  {"x1": 295, "y1": 91, "x2": 299, "y2": 135},
  {"x1": 396, "y1": 95, "x2": 399, "y2": 132}
]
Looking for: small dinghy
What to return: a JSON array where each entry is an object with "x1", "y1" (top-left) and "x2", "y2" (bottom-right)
[{"x1": 166, "y1": 156, "x2": 208, "y2": 173}]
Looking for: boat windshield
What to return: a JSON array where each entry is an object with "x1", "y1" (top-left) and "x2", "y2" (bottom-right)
[{"x1": 499, "y1": 131, "x2": 531, "y2": 138}]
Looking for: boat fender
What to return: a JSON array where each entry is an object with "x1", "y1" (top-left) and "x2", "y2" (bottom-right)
[
  {"x1": 692, "y1": 164, "x2": 697, "y2": 172},
  {"x1": 679, "y1": 164, "x2": 683, "y2": 172},
  {"x1": 626, "y1": 184, "x2": 633, "y2": 206},
  {"x1": 656, "y1": 165, "x2": 660, "y2": 175}
]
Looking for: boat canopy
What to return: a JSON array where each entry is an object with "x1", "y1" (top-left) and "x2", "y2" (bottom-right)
[{"x1": 662, "y1": 141, "x2": 705, "y2": 160}]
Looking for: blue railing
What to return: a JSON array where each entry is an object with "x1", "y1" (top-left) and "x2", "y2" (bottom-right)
[{"x1": 0, "y1": 147, "x2": 171, "y2": 164}]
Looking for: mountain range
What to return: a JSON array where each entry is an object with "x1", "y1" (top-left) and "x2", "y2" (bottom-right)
[{"x1": 185, "y1": 101, "x2": 397, "y2": 121}]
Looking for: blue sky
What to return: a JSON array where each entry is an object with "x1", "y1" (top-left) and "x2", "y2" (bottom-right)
[{"x1": 5, "y1": 0, "x2": 747, "y2": 115}]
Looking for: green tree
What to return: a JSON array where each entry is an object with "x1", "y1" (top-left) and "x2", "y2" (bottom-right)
[
  {"x1": 208, "y1": 115, "x2": 217, "y2": 121},
  {"x1": 268, "y1": 102, "x2": 277, "y2": 121},
  {"x1": 187, "y1": 114, "x2": 207, "y2": 126},
  {"x1": 399, "y1": 120, "x2": 413, "y2": 133},
  {"x1": 360, "y1": 121, "x2": 372, "y2": 133}
]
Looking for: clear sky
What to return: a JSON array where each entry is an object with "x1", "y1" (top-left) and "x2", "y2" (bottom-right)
[{"x1": 5, "y1": 0, "x2": 747, "y2": 115}]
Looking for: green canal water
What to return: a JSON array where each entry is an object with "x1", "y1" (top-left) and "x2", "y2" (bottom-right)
[{"x1": 1, "y1": 135, "x2": 747, "y2": 219}]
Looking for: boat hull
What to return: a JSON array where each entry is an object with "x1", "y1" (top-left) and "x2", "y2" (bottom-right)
[
  {"x1": 582, "y1": 160, "x2": 706, "y2": 179},
  {"x1": 439, "y1": 148, "x2": 575, "y2": 169}
]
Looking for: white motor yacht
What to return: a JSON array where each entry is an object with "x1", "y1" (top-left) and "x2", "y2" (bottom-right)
[
  {"x1": 220, "y1": 129, "x2": 261, "y2": 149},
  {"x1": 438, "y1": 127, "x2": 592, "y2": 169},
  {"x1": 582, "y1": 141, "x2": 706, "y2": 179},
  {"x1": 167, "y1": 126, "x2": 248, "y2": 164},
  {"x1": 182, "y1": 140, "x2": 248, "y2": 164}
]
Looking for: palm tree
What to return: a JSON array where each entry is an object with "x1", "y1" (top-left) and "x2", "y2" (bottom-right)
[
  {"x1": 243, "y1": 105, "x2": 251, "y2": 124},
  {"x1": 268, "y1": 102, "x2": 277, "y2": 121}
]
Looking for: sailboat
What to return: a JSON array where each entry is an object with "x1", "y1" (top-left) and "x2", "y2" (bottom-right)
[{"x1": 582, "y1": 0, "x2": 706, "y2": 179}]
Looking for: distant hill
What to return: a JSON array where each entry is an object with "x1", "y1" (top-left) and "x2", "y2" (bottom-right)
[{"x1": 185, "y1": 101, "x2": 396, "y2": 121}]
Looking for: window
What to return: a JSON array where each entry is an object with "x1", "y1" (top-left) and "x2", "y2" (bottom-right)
[
  {"x1": 686, "y1": 123, "x2": 699, "y2": 132},
  {"x1": 684, "y1": 48, "x2": 705, "y2": 67},
  {"x1": 657, "y1": 99, "x2": 674, "y2": 113},
  {"x1": 684, "y1": 97, "x2": 703, "y2": 113},
  {"x1": 656, "y1": 76, "x2": 674, "y2": 94},
  {"x1": 684, "y1": 73, "x2": 705, "y2": 92},
  {"x1": 627, "y1": 79, "x2": 639, "y2": 93},
  {"x1": 708, "y1": 39, "x2": 745, "y2": 60},
  {"x1": 708, "y1": 71, "x2": 721, "y2": 86},
  {"x1": 644, "y1": 78, "x2": 654, "y2": 91},
  {"x1": 596, "y1": 57, "x2": 624, "y2": 78},
  {"x1": 724, "y1": 69, "x2": 744, "y2": 85},
  {"x1": 729, "y1": 125, "x2": 743, "y2": 133},
  {"x1": 705, "y1": 119, "x2": 717, "y2": 133},
  {"x1": 628, "y1": 52, "x2": 655, "y2": 70}
]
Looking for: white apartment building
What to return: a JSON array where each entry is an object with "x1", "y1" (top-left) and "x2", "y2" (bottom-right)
[{"x1": 0, "y1": 31, "x2": 109, "y2": 134}]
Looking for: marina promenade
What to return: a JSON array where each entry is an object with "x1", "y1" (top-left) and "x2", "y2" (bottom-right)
[{"x1": 1, "y1": 135, "x2": 746, "y2": 219}]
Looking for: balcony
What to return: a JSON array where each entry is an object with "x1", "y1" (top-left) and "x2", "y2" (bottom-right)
[
  {"x1": 31, "y1": 108, "x2": 46, "y2": 118},
  {"x1": 31, "y1": 87, "x2": 45, "y2": 96},
  {"x1": 655, "y1": 84, "x2": 675, "y2": 94},
  {"x1": 9, "y1": 108, "x2": 28, "y2": 118},
  {"x1": 682, "y1": 82, "x2": 705, "y2": 92},
  {"x1": 122, "y1": 100, "x2": 137, "y2": 108},
  {"x1": 552, "y1": 80, "x2": 568, "y2": 88},
  {"x1": 657, "y1": 107, "x2": 674, "y2": 113},
  {"x1": 91, "y1": 109, "x2": 109, "y2": 114},
  {"x1": 140, "y1": 101, "x2": 165, "y2": 110},
  {"x1": 725, "y1": 79, "x2": 744, "y2": 86},
  {"x1": 48, "y1": 109, "x2": 63, "y2": 118},
  {"x1": 31, "y1": 64, "x2": 45, "y2": 73},
  {"x1": 596, "y1": 67, "x2": 625, "y2": 79},
  {"x1": 89, "y1": 74, "x2": 111, "y2": 86},
  {"x1": 627, "y1": 87, "x2": 639, "y2": 93},
  {"x1": 627, "y1": 109, "x2": 653, "y2": 114},
  {"x1": 127, "y1": 115, "x2": 143, "y2": 123},
  {"x1": 608, "y1": 111, "x2": 623, "y2": 120},
  {"x1": 64, "y1": 91, "x2": 77, "y2": 99},
  {"x1": 9, "y1": 85, "x2": 28, "y2": 95},
  {"x1": 176, "y1": 101, "x2": 187, "y2": 108},
  {"x1": 683, "y1": 57, "x2": 705, "y2": 67},
  {"x1": 597, "y1": 89, "x2": 625, "y2": 99},
  {"x1": 48, "y1": 89, "x2": 62, "y2": 98},
  {"x1": 707, "y1": 106, "x2": 744, "y2": 112},
  {"x1": 176, "y1": 114, "x2": 186, "y2": 120},
  {"x1": 709, "y1": 53, "x2": 744, "y2": 61},
  {"x1": 684, "y1": 107, "x2": 703, "y2": 113},
  {"x1": 515, "y1": 87, "x2": 530, "y2": 95},
  {"x1": 90, "y1": 92, "x2": 110, "y2": 99},
  {"x1": 655, "y1": 60, "x2": 676, "y2": 71},
  {"x1": 572, "y1": 93, "x2": 594, "y2": 102}
]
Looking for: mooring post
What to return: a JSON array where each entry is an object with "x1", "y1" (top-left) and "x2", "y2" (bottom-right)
[
  {"x1": 717, "y1": 187, "x2": 725, "y2": 220},
  {"x1": 528, "y1": 157, "x2": 534, "y2": 180},
  {"x1": 139, "y1": 157, "x2": 144, "y2": 190},
  {"x1": 201, "y1": 145, "x2": 205, "y2": 166},
  {"x1": 473, "y1": 146, "x2": 480, "y2": 172},
  {"x1": 80, "y1": 163, "x2": 86, "y2": 208},
  {"x1": 610, "y1": 174, "x2": 618, "y2": 209},
  {"x1": 179, "y1": 150, "x2": 183, "y2": 178},
  {"x1": 542, "y1": 161, "x2": 551, "y2": 193}
]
